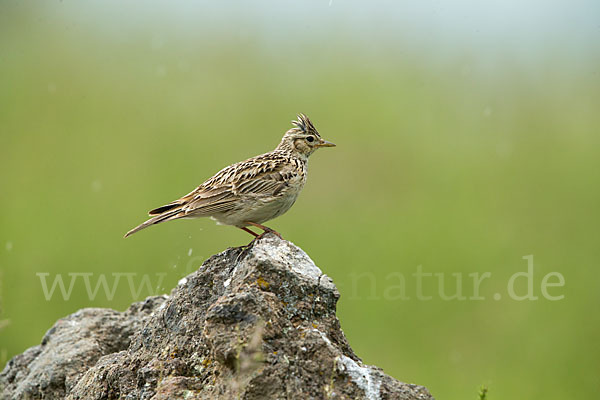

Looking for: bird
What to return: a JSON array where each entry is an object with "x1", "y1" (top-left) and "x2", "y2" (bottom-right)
[{"x1": 124, "y1": 114, "x2": 335, "y2": 239}]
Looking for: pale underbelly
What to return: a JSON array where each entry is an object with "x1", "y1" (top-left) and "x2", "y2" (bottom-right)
[{"x1": 211, "y1": 191, "x2": 300, "y2": 227}]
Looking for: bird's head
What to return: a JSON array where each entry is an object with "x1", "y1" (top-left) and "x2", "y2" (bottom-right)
[{"x1": 276, "y1": 114, "x2": 336, "y2": 158}]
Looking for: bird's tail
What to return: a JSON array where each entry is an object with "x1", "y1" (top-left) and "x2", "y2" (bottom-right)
[{"x1": 124, "y1": 209, "x2": 182, "y2": 238}]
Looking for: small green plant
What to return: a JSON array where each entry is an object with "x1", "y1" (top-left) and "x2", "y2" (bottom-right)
[
  {"x1": 0, "y1": 271, "x2": 9, "y2": 331},
  {"x1": 478, "y1": 385, "x2": 488, "y2": 400}
]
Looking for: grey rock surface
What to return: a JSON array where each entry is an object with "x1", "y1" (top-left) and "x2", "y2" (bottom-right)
[
  {"x1": 0, "y1": 297, "x2": 166, "y2": 399},
  {"x1": 1, "y1": 235, "x2": 434, "y2": 400}
]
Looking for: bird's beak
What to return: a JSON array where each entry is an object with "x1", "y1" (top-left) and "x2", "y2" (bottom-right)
[{"x1": 316, "y1": 139, "x2": 336, "y2": 148}]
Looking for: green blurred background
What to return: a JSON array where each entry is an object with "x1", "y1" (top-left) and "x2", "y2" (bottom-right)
[{"x1": 1, "y1": 1, "x2": 599, "y2": 398}]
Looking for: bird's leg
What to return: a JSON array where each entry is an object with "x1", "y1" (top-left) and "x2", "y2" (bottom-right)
[
  {"x1": 245, "y1": 222, "x2": 283, "y2": 239},
  {"x1": 235, "y1": 227, "x2": 260, "y2": 263},
  {"x1": 239, "y1": 226, "x2": 260, "y2": 249},
  {"x1": 235, "y1": 223, "x2": 283, "y2": 264},
  {"x1": 239, "y1": 227, "x2": 259, "y2": 237}
]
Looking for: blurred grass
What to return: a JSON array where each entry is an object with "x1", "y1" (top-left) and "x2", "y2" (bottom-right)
[{"x1": 1, "y1": 3, "x2": 599, "y2": 399}]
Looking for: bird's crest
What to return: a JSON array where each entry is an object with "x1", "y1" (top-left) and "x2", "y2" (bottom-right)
[{"x1": 289, "y1": 114, "x2": 321, "y2": 137}]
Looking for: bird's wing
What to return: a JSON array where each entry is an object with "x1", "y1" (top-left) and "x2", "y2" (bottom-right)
[
  {"x1": 127, "y1": 153, "x2": 297, "y2": 237},
  {"x1": 157, "y1": 153, "x2": 295, "y2": 218}
]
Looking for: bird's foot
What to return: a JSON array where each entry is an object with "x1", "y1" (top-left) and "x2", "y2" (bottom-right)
[
  {"x1": 235, "y1": 240, "x2": 255, "y2": 264},
  {"x1": 234, "y1": 223, "x2": 283, "y2": 264},
  {"x1": 256, "y1": 227, "x2": 283, "y2": 240},
  {"x1": 245, "y1": 222, "x2": 283, "y2": 240}
]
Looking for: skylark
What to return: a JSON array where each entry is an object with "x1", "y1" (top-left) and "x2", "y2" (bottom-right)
[{"x1": 124, "y1": 114, "x2": 335, "y2": 239}]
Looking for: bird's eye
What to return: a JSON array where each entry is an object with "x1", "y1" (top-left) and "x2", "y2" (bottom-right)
[{"x1": 306, "y1": 136, "x2": 315, "y2": 143}]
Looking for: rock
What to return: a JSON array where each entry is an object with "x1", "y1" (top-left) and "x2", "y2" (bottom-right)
[
  {"x1": 0, "y1": 235, "x2": 434, "y2": 400},
  {"x1": 0, "y1": 297, "x2": 166, "y2": 399}
]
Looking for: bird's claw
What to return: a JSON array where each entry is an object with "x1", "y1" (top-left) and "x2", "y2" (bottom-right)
[
  {"x1": 233, "y1": 226, "x2": 283, "y2": 265},
  {"x1": 258, "y1": 228, "x2": 283, "y2": 240}
]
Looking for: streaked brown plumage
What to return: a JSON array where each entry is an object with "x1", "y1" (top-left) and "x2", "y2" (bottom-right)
[{"x1": 124, "y1": 114, "x2": 335, "y2": 239}]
